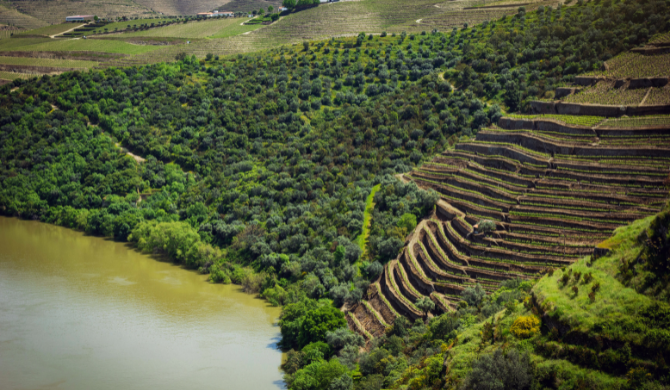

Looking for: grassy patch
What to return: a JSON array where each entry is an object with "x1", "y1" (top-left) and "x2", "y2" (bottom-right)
[
  {"x1": 533, "y1": 216, "x2": 655, "y2": 333},
  {"x1": 0, "y1": 55, "x2": 98, "y2": 68},
  {"x1": 115, "y1": 18, "x2": 262, "y2": 39},
  {"x1": 15, "y1": 23, "x2": 75, "y2": 37},
  {"x1": 0, "y1": 70, "x2": 37, "y2": 79},
  {"x1": 356, "y1": 183, "x2": 380, "y2": 258}
]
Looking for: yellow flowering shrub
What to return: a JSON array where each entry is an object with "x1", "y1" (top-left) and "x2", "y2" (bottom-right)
[{"x1": 510, "y1": 315, "x2": 541, "y2": 339}]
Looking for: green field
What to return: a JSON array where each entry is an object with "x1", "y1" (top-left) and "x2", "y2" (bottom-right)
[
  {"x1": 0, "y1": 69, "x2": 36, "y2": 79},
  {"x1": 0, "y1": 37, "x2": 160, "y2": 55},
  {"x1": 563, "y1": 81, "x2": 648, "y2": 106},
  {"x1": 584, "y1": 51, "x2": 670, "y2": 78},
  {"x1": 14, "y1": 23, "x2": 78, "y2": 37},
  {"x1": 0, "y1": 0, "x2": 561, "y2": 70},
  {"x1": 0, "y1": 0, "x2": 154, "y2": 26},
  {"x1": 0, "y1": 55, "x2": 98, "y2": 68},
  {"x1": 115, "y1": 17, "x2": 261, "y2": 39},
  {"x1": 89, "y1": 18, "x2": 179, "y2": 34},
  {"x1": 0, "y1": 3, "x2": 47, "y2": 30}
]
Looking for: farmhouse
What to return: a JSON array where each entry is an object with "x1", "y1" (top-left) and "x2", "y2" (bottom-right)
[
  {"x1": 65, "y1": 15, "x2": 94, "y2": 22},
  {"x1": 216, "y1": 11, "x2": 234, "y2": 16},
  {"x1": 197, "y1": 12, "x2": 214, "y2": 17}
]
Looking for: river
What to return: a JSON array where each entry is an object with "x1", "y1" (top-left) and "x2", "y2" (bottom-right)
[{"x1": 0, "y1": 216, "x2": 285, "y2": 390}]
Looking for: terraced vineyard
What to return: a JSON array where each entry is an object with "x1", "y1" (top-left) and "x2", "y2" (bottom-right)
[
  {"x1": 0, "y1": 3, "x2": 46, "y2": 30},
  {"x1": 584, "y1": 51, "x2": 670, "y2": 78},
  {"x1": 344, "y1": 75, "x2": 670, "y2": 342},
  {"x1": 2, "y1": 0, "x2": 154, "y2": 25},
  {"x1": 113, "y1": 17, "x2": 259, "y2": 39}
]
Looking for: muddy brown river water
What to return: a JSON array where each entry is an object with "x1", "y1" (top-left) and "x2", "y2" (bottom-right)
[{"x1": 0, "y1": 216, "x2": 284, "y2": 390}]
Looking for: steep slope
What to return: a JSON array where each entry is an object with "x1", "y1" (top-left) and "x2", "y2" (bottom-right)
[
  {"x1": 0, "y1": 2, "x2": 46, "y2": 29},
  {"x1": 348, "y1": 52, "x2": 670, "y2": 339}
]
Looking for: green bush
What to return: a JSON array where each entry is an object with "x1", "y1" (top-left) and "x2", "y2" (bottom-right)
[{"x1": 464, "y1": 348, "x2": 534, "y2": 390}]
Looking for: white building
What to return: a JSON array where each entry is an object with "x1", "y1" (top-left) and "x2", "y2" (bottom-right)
[{"x1": 65, "y1": 15, "x2": 94, "y2": 22}]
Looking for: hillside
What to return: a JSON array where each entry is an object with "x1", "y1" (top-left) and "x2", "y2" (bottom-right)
[
  {"x1": 0, "y1": 0, "x2": 565, "y2": 79},
  {"x1": 0, "y1": 2, "x2": 46, "y2": 30},
  {"x1": 0, "y1": 0, "x2": 669, "y2": 388},
  {"x1": 1, "y1": 0, "x2": 155, "y2": 25},
  {"x1": 0, "y1": 0, "x2": 280, "y2": 26}
]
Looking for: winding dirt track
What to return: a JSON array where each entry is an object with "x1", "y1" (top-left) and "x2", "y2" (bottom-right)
[{"x1": 50, "y1": 23, "x2": 86, "y2": 38}]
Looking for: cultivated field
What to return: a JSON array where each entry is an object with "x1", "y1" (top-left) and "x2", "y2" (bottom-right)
[
  {"x1": 14, "y1": 23, "x2": 77, "y2": 37},
  {"x1": 113, "y1": 17, "x2": 260, "y2": 38},
  {"x1": 644, "y1": 87, "x2": 670, "y2": 106},
  {"x1": 214, "y1": 0, "x2": 283, "y2": 13},
  {"x1": 0, "y1": 37, "x2": 160, "y2": 54},
  {"x1": 0, "y1": 3, "x2": 46, "y2": 30},
  {"x1": 584, "y1": 52, "x2": 670, "y2": 78},
  {"x1": 0, "y1": 69, "x2": 36, "y2": 79},
  {"x1": 649, "y1": 31, "x2": 670, "y2": 45},
  {"x1": 562, "y1": 81, "x2": 647, "y2": 106},
  {"x1": 0, "y1": 55, "x2": 98, "y2": 68},
  {"x1": 2, "y1": 0, "x2": 154, "y2": 25},
  {"x1": 345, "y1": 59, "x2": 670, "y2": 337},
  {"x1": 88, "y1": 18, "x2": 179, "y2": 34},
  {"x1": 132, "y1": 0, "x2": 224, "y2": 16}
]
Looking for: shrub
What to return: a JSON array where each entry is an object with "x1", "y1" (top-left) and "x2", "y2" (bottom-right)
[
  {"x1": 560, "y1": 273, "x2": 570, "y2": 286},
  {"x1": 416, "y1": 296, "x2": 435, "y2": 314},
  {"x1": 510, "y1": 315, "x2": 541, "y2": 339},
  {"x1": 477, "y1": 219, "x2": 496, "y2": 234},
  {"x1": 429, "y1": 314, "x2": 460, "y2": 340},
  {"x1": 462, "y1": 283, "x2": 486, "y2": 307},
  {"x1": 326, "y1": 327, "x2": 364, "y2": 350},
  {"x1": 573, "y1": 271, "x2": 582, "y2": 284},
  {"x1": 397, "y1": 213, "x2": 417, "y2": 233},
  {"x1": 583, "y1": 272, "x2": 594, "y2": 284},
  {"x1": 365, "y1": 261, "x2": 383, "y2": 279},
  {"x1": 463, "y1": 348, "x2": 534, "y2": 390}
]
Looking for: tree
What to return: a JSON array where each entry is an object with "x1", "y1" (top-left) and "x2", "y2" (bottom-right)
[
  {"x1": 290, "y1": 359, "x2": 350, "y2": 390},
  {"x1": 504, "y1": 83, "x2": 521, "y2": 112},
  {"x1": 365, "y1": 261, "x2": 383, "y2": 279},
  {"x1": 477, "y1": 219, "x2": 496, "y2": 234},
  {"x1": 429, "y1": 314, "x2": 460, "y2": 340},
  {"x1": 268, "y1": 5, "x2": 274, "y2": 12},
  {"x1": 397, "y1": 213, "x2": 417, "y2": 234},
  {"x1": 258, "y1": 8, "x2": 265, "y2": 15},
  {"x1": 326, "y1": 328, "x2": 364, "y2": 350},
  {"x1": 356, "y1": 32, "x2": 365, "y2": 46},
  {"x1": 415, "y1": 296, "x2": 435, "y2": 315},
  {"x1": 463, "y1": 348, "x2": 534, "y2": 390},
  {"x1": 283, "y1": 0, "x2": 297, "y2": 10},
  {"x1": 462, "y1": 283, "x2": 486, "y2": 307},
  {"x1": 298, "y1": 305, "x2": 347, "y2": 348}
]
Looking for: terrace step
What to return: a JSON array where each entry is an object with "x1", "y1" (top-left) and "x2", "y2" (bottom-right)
[
  {"x1": 351, "y1": 301, "x2": 386, "y2": 338},
  {"x1": 476, "y1": 131, "x2": 670, "y2": 158},
  {"x1": 393, "y1": 259, "x2": 428, "y2": 303},
  {"x1": 346, "y1": 312, "x2": 371, "y2": 340},
  {"x1": 381, "y1": 262, "x2": 423, "y2": 320},
  {"x1": 430, "y1": 292, "x2": 457, "y2": 313},
  {"x1": 367, "y1": 283, "x2": 398, "y2": 325},
  {"x1": 498, "y1": 117, "x2": 598, "y2": 135},
  {"x1": 444, "y1": 220, "x2": 577, "y2": 267},
  {"x1": 427, "y1": 219, "x2": 541, "y2": 277},
  {"x1": 530, "y1": 100, "x2": 670, "y2": 117}
]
